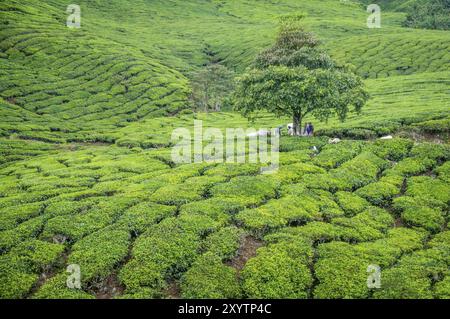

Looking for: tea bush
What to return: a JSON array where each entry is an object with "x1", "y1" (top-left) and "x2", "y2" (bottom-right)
[
  {"x1": 68, "y1": 228, "x2": 130, "y2": 284},
  {"x1": 31, "y1": 273, "x2": 95, "y2": 299},
  {"x1": 367, "y1": 138, "x2": 413, "y2": 161},
  {"x1": 181, "y1": 253, "x2": 241, "y2": 299},
  {"x1": 402, "y1": 207, "x2": 445, "y2": 233},
  {"x1": 236, "y1": 195, "x2": 321, "y2": 236},
  {"x1": 355, "y1": 182, "x2": 400, "y2": 206},
  {"x1": 313, "y1": 141, "x2": 362, "y2": 169},
  {"x1": 0, "y1": 202, "x2": 43, "y2": 230},
  {"x1": 0, "y1": 0, "x2": 449, "y2": 300},
  {"x1": 117, "y1": 202, "x2": 177, "y2": 235},
  {"x1": 242, "y1": 240, "x2": 313, "y2": 299},
  {"x1": 406, "y1": 176, "x2": 450, "y2": 205},
  {"x1": 210, "y1": 175, "x2": 279, "y2": 205},
  {"x1": 335, "y1": 191, "x2": 370, "y2": 216},
  {"x1": 203, "y1": 226, "x2": 243, "y2": 261}
]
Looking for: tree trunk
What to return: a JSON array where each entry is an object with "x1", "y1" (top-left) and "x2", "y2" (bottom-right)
[{"x1": 293, "y1": 113, "x2": 302, "y2": 136}]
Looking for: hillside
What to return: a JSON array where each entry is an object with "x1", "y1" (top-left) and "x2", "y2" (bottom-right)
[{"x1": 0, "y1": 0, "x2": 449, "y2": 300}]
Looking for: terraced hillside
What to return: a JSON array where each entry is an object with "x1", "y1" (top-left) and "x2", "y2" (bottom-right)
[{"x1": 0, "y1": 0, "x2": 449, "y2": 299}]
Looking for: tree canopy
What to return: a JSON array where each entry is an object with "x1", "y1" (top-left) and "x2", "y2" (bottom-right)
[{"x1": 233, "y1": 14, "x2": 369, "y2": 135}]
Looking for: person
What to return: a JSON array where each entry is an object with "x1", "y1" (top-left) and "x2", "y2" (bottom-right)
[
  {"x1": 305, "y1": 123, "x2": 311, "y2": 136},
  {"x1": 303, "y1": 123, "x2": 308, "y2": 136},
  {"x1": 309, "y1": 122, "x2": 314, "y2": 136}
]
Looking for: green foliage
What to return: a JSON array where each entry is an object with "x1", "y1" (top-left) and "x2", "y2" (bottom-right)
[
  {"x1": 203, "y1": 226, "x2": 243, "y2": 261},
  {"x1": 335, "y1": 191, "x2": 370, "y2": 216},
  {"x1": 434, "y1": 276, "x2": 450, "y2": 299},
  {"x1": 355, "y1": 182, "x2": 400, "y2": 206},
  {"x1": 0, "y1": 239, "x2": 64, "y2": 298},
  {"x1": 403, "y1": 0, "x2": 450, "y2": 30},
  {"x1": 242, "y1": 240, "x2": 313, "y2": 298},
  {"x1": 406, "y1": 176, "x2": 450, "y2": 205},
  {"x1": 32, "y1": 273, "x2": 95, "y2": 299},
  {"x1": 367, "y1": 138, "x2": 413, "y2": 161},
  {"x1": 313, "y1": 140, "x2": 362, "y2": 169},
  {"x1": 117, "y1": 202, "x2": 177, "y2": 235},
  {"x1": 68, "y1": 228, "x2": 130, "y2": 284},
  {"x1": 236, "y1": 195, "x2": 320, "y2": 236},
  {"x1": 181, "y1": 253, "x2": 241, "y2": 299},
  {"x1": 210, "y1": 175, "x2": 278, "y2": 205},
  {"x1": 234, "y1": 17, "x2": 368, "y2": 133},
  {"x1": 314, "y1": 228, "x2": 425, "y2": 299},
  {"x1": 189, "y1": 64, "x2": 235, "y2": 112},
  {"x1": 402, "y1": 206, "x2": 445, "y2": 233},
  {"x1": 373, "y1": 248, "x2": 447, "y2": 299},
  {"x1": 0, "y1": 202, "x2": 43, "y2": 231},
  {"x1": 0, "y1": 0, "x2": 448, "y2": 300}
]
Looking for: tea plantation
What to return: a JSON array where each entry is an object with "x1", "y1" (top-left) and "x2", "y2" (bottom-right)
[{"x1": 0, "y1": 0, "x2": 449, "y2": 299}]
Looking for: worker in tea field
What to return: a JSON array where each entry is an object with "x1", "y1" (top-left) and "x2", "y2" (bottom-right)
[{"x1": 306, "y1": 122, "x2": 314, "y2": 136}]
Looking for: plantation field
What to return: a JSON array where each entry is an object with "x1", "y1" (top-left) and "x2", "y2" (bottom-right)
[{"x1": 0, "y1": 0, "x2": 449, "y2": 299}]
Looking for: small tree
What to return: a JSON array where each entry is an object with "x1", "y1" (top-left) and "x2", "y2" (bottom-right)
[
  {"x1": 190, "y1": 64, "x2": 235, "y2": 112},
  {"x1": 233, "y1": 14, "x2": 369, "y2": 135}
]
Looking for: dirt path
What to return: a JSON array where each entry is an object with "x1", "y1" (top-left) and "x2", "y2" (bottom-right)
[{"x1": 227, "y1": 236, "x2": 264, "y2": 273}]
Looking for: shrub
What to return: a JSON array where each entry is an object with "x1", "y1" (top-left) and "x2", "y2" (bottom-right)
[
  {"x1": 203, "y1": 226, "x2": 243, "y2": 261},
  {"x1": 330, "y1": 152, "x2": 387, "y2": 190},
  {"x1": 434, "y1": 276, "x2": 450, "y2": 299},
  {"x1": 412, "y1": 119, "x2": 450, "y2": 134},
  {"x1": 267, "y1": 162, "x2": 325, "y2": 185},
  {"x1": 118, "y1": 259, "x2": 166, "y2": 296},
  {"x1": 436, "y1": 161, "x2": 450, "y2": 182},
  {"x1": 180, "y1": 197, "x2": 245, "y2": 223},
  {"x1": 0, "y1": 258, "x2": 38, "y2": 298},
  {"x1": 9, "y1": 239, "x2": 64, "y2": 273},
  {"x1": 210, "y1": 175, "x2": 278, "y2": 205},
  {"x1": 241, "y1": 241, "x2": 313, "y2": 299},
  {"x1": 314, "y1": 227, "x2": 425, "y2": 299},
  {"x1": 150, "y1": 175, "x2": 225, "y2": 206},
  {"x1": 203, "y1": 163, "x2": 260, "y2": 178},
  {"x1": 119, "y1": 217, "x2": 202, "y2": 293},
  {"x1": 236, "y1": 195, "x2": 320, "y2": 236},
  {"x1": 406, "y1": 176, "x2": 450, "y2": 205},
  {"x1": 378, "y1": 174, "x2": 405, "y2": 188},
  {"x1": 313, "y1": 140, "x2": 362, "y2": 169},
  {"x1": 117, "y1": 202, "x2": 176, "y2": 235},
  {"x1": 355, "y1": 182, "x2": 400, "y2": 206},
  {"x1": 313, "y1": 252, "x2": 370, "y2": 299},
  {"x1": 387, "y1": 157, "x2": 436, "y2": 176},
  {"x1": 393, "y1": 196, "x2": 446, "y2": 214},
  {"x1": 68, "y1": 228, "x2": 130, "y2": 284},
  {"x1": 0, "y1": 216, "x2": 46, "y2": 253},
  {"x1": 335, "y1": 191, "x2": 370, "y2": 216},
  {"x1": 279, "y1": 136, "x2": 327, "y2": 152},
  {"x1": 410, "y1": 143, "x2": 450, "y2": 162},
  {"x1": 373, "y1": 249, "x2": 447, "y2": 299},
  {"x1": 301, "y1": 173, "x2": 348, "y2": 192},
  {"x1": 279, "y1": 150, "x2": 311, "y2": 165},
  {"x1": 32, "y1": 273, "x2": 95, "y2": 299},
  {"x1": 402, "y1": 207, "x2": 445, "y2": 233},
  {"x1": 367, "y1": 138, "x2": 413, "y2": 161},
  {"x1": 181, "y1": 253, "x2": 241, "y2": 299},
  {"x1": 0, "y1": 202, "x2": 43, "y2": 231}
]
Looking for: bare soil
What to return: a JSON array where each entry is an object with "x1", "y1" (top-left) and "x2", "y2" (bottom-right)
[{"x1": 227, "y1": 236, "x2": 264, "y2": 273}]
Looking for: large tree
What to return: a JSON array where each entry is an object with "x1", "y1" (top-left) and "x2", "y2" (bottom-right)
[{"x1": 233, "y1": 15, "x2": 369, "y2": 135}]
